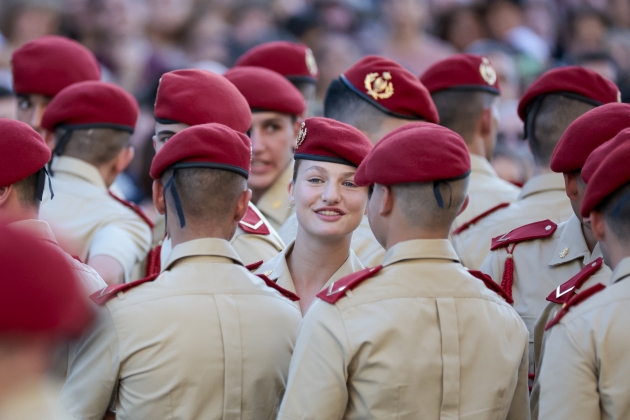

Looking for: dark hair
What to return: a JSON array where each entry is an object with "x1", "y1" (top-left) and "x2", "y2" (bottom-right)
[
  {"x1": 598, "y1": 182, "x2": 630, "y2": 241},
  {"x1": 323, "y1": 78, "x2": 386, "y2": 134},
  {"x1": 12, "y1": 171, "x2": 40, "y2": 209},
  {"x1": 56, "y1": 127, "x2": 132, "y2": 166},
  {"x1": 431, "y1": 90, "x2": 498, "y2": 144}
]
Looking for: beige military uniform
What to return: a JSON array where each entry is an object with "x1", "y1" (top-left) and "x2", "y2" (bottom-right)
[
  {"x1": 278, "y1": 239, "x2": 530, "y2": 420},
  {"x1": 538, "y1": 257, "x2": 630, "y2": 420},
  {"x1": 59, "y1": 238, "x2": 301, "y2": 420},
  {"x1": 40, "y1": 156, "x2": 152, "y2": 281},
  {"x1": 0, "y1": 378, "x2": 73, "y2": 420},
  {"x1": 255, "y1": 162, "x2": 294, "y2": 230},
  {"x1": 255, "y1": 241, "x2": 364, "y2": 310},
  {"x1": 453, "y1": 172, "x2": 573, "y2": 270},
  {"x1": 278, "y1": 214, "x2": 385, "y2": 267}
]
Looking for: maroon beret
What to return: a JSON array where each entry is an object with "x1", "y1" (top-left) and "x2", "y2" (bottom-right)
[
  {"x1": 223, "y1": 66, "x2": 306, "y2": 116},
  {"x1": 551, "y1": 103, "x2": 630, "y2": 173},
  {"x1": 0, "y1": 119, "x2": 50, "y2": 186},
  {"x1": 581, "y1": 126, "x2": 630, "y2": 184},
  {"x1": 11, "y1": 35, "x2": 101, "y2": 97},
  {"x1": 355, "y1": 122, "x2": 470, "y2": 186},
  {"x1": 41, "y1": 81, "x2": 139, "y2": 132},
  {"x1": 420, "y1": 54, "x2": 500, "y2": 95},
  {"x1": 294, "y1": 117, "x2": 372, "y2": 167},
  {"x1": 0, "y1": 224, "x2": 93, "y2": 338},
  {"x1": 235, "y1": 41, "x2": 319, "y2": 83},
  {"x1": 154, "y1": 69, "x2": 251, "y2": 133},
  {"x1": 581, "y1": 128, "x2": 630, "y2": 217},
  {"x1": 518, "y1": 66, "x2": 620, "y2": 122},
  {"x1": 150, "y1": 123, "x2": 251, "y2": 179},
  {"x1": 339, "y1": 55, "x2": 439, "y2": 123}
]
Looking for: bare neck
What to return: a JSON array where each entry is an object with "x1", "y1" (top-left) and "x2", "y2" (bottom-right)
[
  {"x1": 169, "y1": 220, "x2": 234, "y2": 248},
  {"x1": 383, "y1": 220, "x2": 450, "y2": 251}
]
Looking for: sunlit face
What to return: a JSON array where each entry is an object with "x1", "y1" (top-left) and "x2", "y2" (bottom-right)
[
  {"x1": 290, "y1": 160, "x2": 368, "y2": 239},
  {"x1": 153, "y1": 121, "x2": 190, "y2": 152},
  {"x1": 16, "y1": 94, "x2": 51, "y2": 137},
  {"x1": 249, "y1": 112, "x2": 299, "y2": 195}
]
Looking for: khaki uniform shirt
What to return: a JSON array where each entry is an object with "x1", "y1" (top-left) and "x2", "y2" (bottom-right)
[
  {"x1": 59, "y1": 238, "x2": 301, "y2": 420},
  {"x1": 278, "y1": 239, "x2": 530, "y2": 420},
  {"x1": 538, "y1": 257, "x2": 630, "y2": 420},
  {"x1": 0, "y1": 379, "x2": 72, "y2": 420},
  {"x1": 278, "y1": 214, "x2": 385, "y2": 267},
  {"x1": 40, "y1": 156, "x2": 152, "y2": 281},
  {"x1": 255, "y1": 162, "x2": 294, "y2": 230},
  {"x1": 453, "y1": 172, "x2": 573, "y2": 270}
]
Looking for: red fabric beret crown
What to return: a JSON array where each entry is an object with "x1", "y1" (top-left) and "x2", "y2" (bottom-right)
[
  {"x1": 223, "y1": 66, "x2": 306, "y2": 116},
  {"x1": 150, "y1": 123, "x2": 252, "y2": 179},
  {"x1": 355, "y1": 122, "x2": 470, "y2": 186},
  {"x1": 517, "y1": 66, "x2": 620, "y2": 122},
  {"x1": 420, "y1": 53, "x2": 501, "y2": 94},
  {"x1": 0, "y1": 224, "x2": 93, "y2": 338},
  {"x1": 581, "y1": 128, "x2": 630, "y2": 217},
  {"x1": 0, "y1": 119, "x2": 50, "y2": 186},
  {"x1": 235, "y1": 41, "x2": 319, "y2": 82},
  {"x1": 41, "y1": 81, "x2": 139, "y2": 131},
  {"x1": 340, "y1": 55, "x2": 439, "y2": 123},
  {"x1": 551, "y1": 103, "x2": 630, "y2": 173},
  {"x1": 154, "y1": 69, "x2": 251, "y2": 133},
  {"x1": 581, "y1": 126, "x2": 630, "y2": 184},
  {"x1": 11, "y1": 35, "x2": 101, "y2": 97},
  {"x1": 294, "y1": 117, "x2": 372, "y2": 167}
]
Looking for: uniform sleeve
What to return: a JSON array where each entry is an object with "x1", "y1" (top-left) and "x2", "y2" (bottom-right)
[
  {"x1": 230, "y1": 233, "x2": 284, "y2": 266},
  {"x1": 480, "y1": 249, "x2": 503, "y2": 283},
  {"x1": 530, "y1": 302, "x2": 559, "y2": 420},
  {"x1": 59, "y1": 307, "x2": 121, "y2": 420},
  {"x1": 277, "y1": 301, "x2": 351, "y2": 420},
  {"x1": 507, "y1": 333, "x2": 531, "y2": 420},
  {"x1": 538, "y1": 324, "x2": 600, "y2": 420}
]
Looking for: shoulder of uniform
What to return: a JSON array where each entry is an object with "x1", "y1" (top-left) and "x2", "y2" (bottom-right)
[
  {"x1": 108, "y1": 191, "x2": 155, "y2": 229},
  {"x1": 89, "y1": 274, "x2": 159, "y2": 306},
  {"x1": 317, "y1": 265, "x2": 383, "y2": 304},
  {"x1": 245, "y1": 260, "x2": 264, "y2": 271},
  {"x1": 255, "y1": 273, "x2": 300, "y2": 301},
  {"x1": 545, "y1": 283, "x2": 606, "y2": 330},
  {"x1": 238, "y1": 205, "x2": 270, "y2": 235},
  {"x1": 547, "y1": 257, "x2": 604, "y2": 304},
  {"x1": 490, "y1": 219, "x2": 557, "y2": 250},
  {"x1": 468, "y1": 269, "x2": 514, "y2": 304},
  {"x1": 452, "y1": 202, "x2": 511, "y2": 235}
]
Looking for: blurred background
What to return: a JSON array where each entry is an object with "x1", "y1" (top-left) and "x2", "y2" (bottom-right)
[{"x1": 0, "y1": 0, "x2": 628, "y2": 205}]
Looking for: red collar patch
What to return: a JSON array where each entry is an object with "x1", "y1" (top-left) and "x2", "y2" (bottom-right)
[
  {"x1": 545, "y1": 283, "x2": 606, "y2": 330},
  {"x1": 317, "y1": 265, "x2": 383, "y2": 304},
  {"x1": 547, "y1": 257, "x2": 604, "y2": 304},
  {"x1": 491, "y1": 220, "x2": 557, "y2": 250},
  {"x1": 239, "y1": 205, "x2": 270, "y2": 235},
  {"x1": 246, "y1": 260, "x2": 264, "y2": 271},
  {"x1": 90, "y1": 274, "x2": 159, "y2": 306},
  {"x1": 255, "y1": 273, "x2": 299, "y2": 301},
  {"x1": 468, "y1": 269, "x2": 514, "y2": 304}
]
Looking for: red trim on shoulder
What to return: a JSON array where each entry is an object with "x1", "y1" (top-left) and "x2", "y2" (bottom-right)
[
  {"x1": 90, "y1": 274, "x2": 159, "y2": 306},
  {"x1": 71, "y1": 255, "x2": 83, "y2": 263},
  {"x1": 145, "y1": 245, "x2": 162, "y2": 277},
  {"x1": 547, "y1": 257, "x2": 604, "y2": 304},
  {"x1": 246, "y1": 260, "x2": 264, "y2": 271},
  {"x1": 238, "y1": 205, "x2": 270, "y2": 235},
  {"x1": 468, "y1": 269, "x2": 514, "y2": 304},
  {"x1": 317, "y1": 265, "x2": 383, "y2": 304},
  {"x1": 108, "y1": 191, "x2": 155, "y2": 229},
  {"x1": 545, "y1": 283, "x2": 606, "y2": 330},
  {"x1": 490, "y1": 220, "x2": 557, "y2": 251},
  {"x1": 256, "y1": 273, "x2": 300, "y2": 301},
  {"x1": 453, "y1": 202, "x2": 510, "y2": 235}
]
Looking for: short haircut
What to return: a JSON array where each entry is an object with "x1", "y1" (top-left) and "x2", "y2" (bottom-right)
[
  {"x1": 527, "y1": 94, "x2": 595, "y2": 167},
  {"x1": 324, "y1": 78, "x2": 386, "y2": 135},
  {"x1": 58, "y1": 128, "x2": 131, "y2": 167},
  {"x1": 291, "y1": 79, "x2": 316, "y2": 97},
  {"x1": 292, "y1": 159, "x2": 303, "y2": 183},
  {"x1": 161, "y1": 168, "x2": 246, "y2": 226},
  {"x1": 431, "y1": 90, "x2": 498, "y2": 143},
  {"x1": 12, "y1": 171, "x2": 39, "y2": 209},
  {"x1": 598, "y1": 182, "x2": 630, "y2": 242}
]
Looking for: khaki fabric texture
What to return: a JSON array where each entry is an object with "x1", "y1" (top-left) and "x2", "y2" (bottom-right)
[{"x1": 256, "y1": 162, "x2": 295, "y2": 230}]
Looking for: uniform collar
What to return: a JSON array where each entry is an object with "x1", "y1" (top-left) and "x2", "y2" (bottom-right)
[
  {"x1": 382, "y1": 239, "x2": 460, "y2": 267},
  {"x1": 256, "y1": 161, "x2": 294, "y2": 227},
  {"x1": 470, "y1": 154, "x2": 498, "y2": 178},
  {"x1": 517, "y1": 172, "x2": 565, "y2": 200},
  {"x1": 164, "y1": 238, "x2": 243, "y2": 270},
  {"x1": 8, "y1": 219, "x2": 57, "y2": 246},
  {"x1": 51, "y1": 156, "x2": 107, "y2": 191},
  {"x1": 547, "y1": 214, "x2": 601, "y2": 266},
  {"x1": 611, "y1": 257, "x2": 630, "y2": 284}
]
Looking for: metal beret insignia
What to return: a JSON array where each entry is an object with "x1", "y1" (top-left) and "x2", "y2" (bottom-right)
[{"x1": 364, "y1": 71, "x2": 394, "y2": 100}]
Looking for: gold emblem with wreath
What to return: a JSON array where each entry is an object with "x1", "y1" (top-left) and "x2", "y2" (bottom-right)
[
  {"x1": 296, "y1": 122, "x2": 307, "y2": 149},
  {"x1": 305, "y1": 48, "x2": 318, "y2": 77},
  {"x1": 364, "y1": 72, "x2": 394, "y2": 100},
  {"x1": 479, "y1": 57, "x2": 497, "y2": 86}
]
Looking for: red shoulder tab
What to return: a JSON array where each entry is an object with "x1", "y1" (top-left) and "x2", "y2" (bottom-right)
[
  {"x1": 108, "y1": 191, "x2": 155, "y2": 230},
  {"x1": 89, "y1": 274, "x2": 159, "y2": 306},
  {"x1": 317, "y1": 266, "x2": 383, "y2": 304},
  {"x1": 453, "y1": 203, "x2": 510, "y2": 235},
  {"x1": 468, "y1": 270, "x2": 514, "y2": 304},
  {"x1": 547, "y1": 257, "x2": 604, "y2": 304},
  {"x1": 545, "y1": 283, "x2": 606, "y2": 330},
  {"x1": 145, "y1": 245, "x2": 162, "y2": 277},
  {"x1": 238, "y1": 205, "x2": 270, "y2": 235},
  {"x1": 246, "y1": 260, "x2": 264, "y2": 271},
  {"x1": 256, "y1": 273, "x2": 300, "y2": 301},
  {"x1": 490, "y1": 220, "x2": 557, "y2": 251}
]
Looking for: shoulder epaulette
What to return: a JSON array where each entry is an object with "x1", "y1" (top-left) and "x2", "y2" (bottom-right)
[
  {"x1": 317, "y1": 266, "x2": 382, "y2": 304},
  {"x1": 453, "y1": 202, "x2": 510, "y2": 235},
  {"x1": 545, "y1": 283, "x2": 606, "y2": 330},
  {"x1": 547, "y1": 257, "x2": 604, "y2": 304},
  {"x1": 108, "y1": 191, "x2": 155, "y2": 229},
  {"x1": 246, "y1": 260, "x2": 264, "y2": 271},
  {"x1": 145, "y1": 245, "x2": 162, "y2": 277},
  {"x1": 89, "y1": 274, "x2": 159, "y2": 306},
  {"x1": 255, "y1": 273, "x2": 300, "y2": 301},
  {"x1": 238, "y1": 205, "x2": 270, "y2": 235},
  {"x1": 490, "y1": 220, "x2": 557, "y2": 251},
  {"x1": 468, "y1": 269, "x2": 514, "y2": 304}
]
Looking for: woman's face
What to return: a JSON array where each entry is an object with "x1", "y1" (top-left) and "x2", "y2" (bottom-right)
[{"x1": 290, "y1": 160, "x2": 368, "y2": 239}]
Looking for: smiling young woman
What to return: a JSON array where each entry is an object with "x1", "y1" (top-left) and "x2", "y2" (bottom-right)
[{"x1": 255, "y1": 117, "x2": 373, "y2": 314}]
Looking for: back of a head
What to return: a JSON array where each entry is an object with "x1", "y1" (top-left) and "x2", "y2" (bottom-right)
[
  {"x1": 324, "y1": 78, "x2": 387, "y2": 135},
  {"x1": 431, "y1": 90, "x2": 497, "y2": 143}
]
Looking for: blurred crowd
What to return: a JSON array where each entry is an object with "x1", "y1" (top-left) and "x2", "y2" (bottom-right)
[{"x1": 0, "y1": 0, "x2": 628, "y2": 204}]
